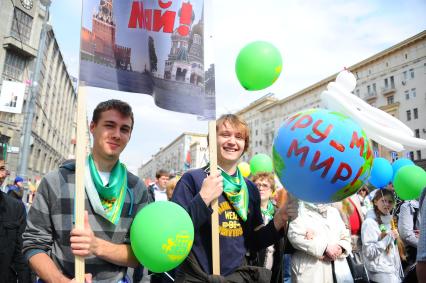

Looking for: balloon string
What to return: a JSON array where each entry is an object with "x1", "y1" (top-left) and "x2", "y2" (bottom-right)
[{"x1": 164, "y1": 272, "x2": 175, "y2": 282}]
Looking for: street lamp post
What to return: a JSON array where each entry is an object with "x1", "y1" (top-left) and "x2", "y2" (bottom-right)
[{"x1": 17, "y1": 0, "x2": 52, "y2": 181}]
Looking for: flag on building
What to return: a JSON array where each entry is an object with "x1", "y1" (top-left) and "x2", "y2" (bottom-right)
[
  {"x1": 79, "y1": 0, "x2": 215, "y2": 119},
  {"x1": 184, "y1": 150, "x2": 191, "y2": 170}
]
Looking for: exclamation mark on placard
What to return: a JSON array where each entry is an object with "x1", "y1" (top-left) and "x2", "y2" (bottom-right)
[{"x1": 178, "y1": 2, "x2": 192, "y2": 36}]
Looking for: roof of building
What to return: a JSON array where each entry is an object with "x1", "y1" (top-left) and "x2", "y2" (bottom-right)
[{"x1": 260, "y1": 30, "x2": 426, "y2": 111}]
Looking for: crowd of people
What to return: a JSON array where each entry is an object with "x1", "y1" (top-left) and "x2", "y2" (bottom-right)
[{"x1": 0, "y1": 100, "x2": 425, "y2": 283}]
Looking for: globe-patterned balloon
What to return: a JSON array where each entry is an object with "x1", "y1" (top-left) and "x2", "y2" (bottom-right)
[{"x1": 273, "y1": 108, "x2": 373, "y2": 203}]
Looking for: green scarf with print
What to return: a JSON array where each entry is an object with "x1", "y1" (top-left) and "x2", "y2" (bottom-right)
[
  {"x1": 261, "y1": 200, "x2": 275, "y2": 220},
  {"x1": 88, "y1": 154, "x2": 127, "y2": 224},
  {"x1": 221, "y1": 167, "x2": 249, "y2": 222}
]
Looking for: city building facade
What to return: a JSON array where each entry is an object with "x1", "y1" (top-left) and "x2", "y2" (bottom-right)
[
  {"x1": 138, "y1": 132, "x2": 208, "y2": 180},
  {"x1": 235, "y1": 93, "x2": 277, "y2": 161},
  {"x1": 0, "y1": 0, "x2": 77, "y2": 180}
]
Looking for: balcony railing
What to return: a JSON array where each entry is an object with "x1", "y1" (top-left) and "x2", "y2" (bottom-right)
[
  {"x1": 364, "y1": 91, "x2": 377, "y2": 101},
  {"x1": 381, "y1": 86, "x2": 396, "y2": 96}
]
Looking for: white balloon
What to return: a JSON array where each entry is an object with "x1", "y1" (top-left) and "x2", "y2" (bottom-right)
[
  {"x1": 321, "y1": 70, "x2": 426, "y2": 150},
  {"x1": 365, "y1": 131, "x2": 405, "y2": 152},
  {"x1": 326, "y1": 82, "x2": 413, "y2": 136},
  {"x1": 322, "y1": 91, "x2": 404, "y2": 150},
  {"x1": 335, "y1": 70, "x2": 357, "y2": 92},
  {"x1": 322, "y1": 88, "x2": 426, "y2": 149}
]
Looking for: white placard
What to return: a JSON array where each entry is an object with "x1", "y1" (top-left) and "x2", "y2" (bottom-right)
[{"x1": 0, "y1": 81, "x2": 26, "y2": 114}]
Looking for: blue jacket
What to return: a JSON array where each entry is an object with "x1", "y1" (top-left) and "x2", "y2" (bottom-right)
[{"x1": 172, "y1": 167, "x2": 284, "y2": 276}]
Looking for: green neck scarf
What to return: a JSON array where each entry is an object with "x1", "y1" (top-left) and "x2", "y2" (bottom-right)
[
  {"x1": 261, "y1": 200, "x2": 275, "y2": 220},
  {"x1": 221, "y1": 167, "x2": 249, "y2": 222},
  {"x1": 88, "y1": 154, "x2": 127, "y2": 224}
]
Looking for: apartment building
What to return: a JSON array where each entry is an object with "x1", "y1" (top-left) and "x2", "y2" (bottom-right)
[
  {"x1": 0, "y1": 0, "x2": 77, "y2": 180},
  {"x1": 138, "y1": 132, "x2": 208, "y2": 180}
]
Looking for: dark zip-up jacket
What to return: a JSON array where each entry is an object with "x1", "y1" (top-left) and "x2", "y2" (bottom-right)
[{"x1": 0, "y1": 191, "x2": 29, "y2": 282}]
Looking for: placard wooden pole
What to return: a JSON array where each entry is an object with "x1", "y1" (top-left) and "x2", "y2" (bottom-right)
[
  {"x1": 75, "y1": 86, "x2": 87, "y2": 282},
  {"x1": 208, "y1": 120, "x2": 220, "y2": 275}
]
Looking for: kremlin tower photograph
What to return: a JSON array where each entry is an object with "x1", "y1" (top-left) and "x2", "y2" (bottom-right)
[{"x1": 79, "y1": 0, "x2": 215, "y2": 119}]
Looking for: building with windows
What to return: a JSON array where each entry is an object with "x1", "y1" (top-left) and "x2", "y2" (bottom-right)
[
  {"x1": 235, "y1": 93, "x2": 277, "y2": 161},
  {"x1": 138, "y1": 132, "x2": 208, "y2": 180},
  {"x1": 0, "y1": 0, "x2": 77, "y2": 180},
  {"x1": 241, "y1": 30, "x2": 426, "y2": 168}
]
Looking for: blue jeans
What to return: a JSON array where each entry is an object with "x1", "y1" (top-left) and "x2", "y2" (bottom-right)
[{"x1": 283, "y1": 254, "x2": 292, "y2": 283}]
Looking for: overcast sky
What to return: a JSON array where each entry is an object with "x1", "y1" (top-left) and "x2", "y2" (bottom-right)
[{"x1": 49, "y1": 0, "x2": 426, "y2": 174}]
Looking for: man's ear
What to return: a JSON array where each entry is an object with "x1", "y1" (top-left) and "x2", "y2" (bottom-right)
[{"x1": 89, "y1": 121, "x2": 95, "y2": 133}]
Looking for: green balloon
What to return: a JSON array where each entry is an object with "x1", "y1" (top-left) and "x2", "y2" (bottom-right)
[
  {"x1": 250, "y1": 153, "x2": 273, "y2": 175},
  {"x1": 394, "y1": 165, "x2": 426, "y2": 200},
  {"x1": 130, "y1": 201, "x2": 194, "y2": 273},
  {"x1": 235, "y1": 41, "x2": 282, "y2": 91}
]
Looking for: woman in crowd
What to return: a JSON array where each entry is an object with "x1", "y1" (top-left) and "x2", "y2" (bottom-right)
[
  {"x1": 248, "y1": 172, "x2": 284, "y2": 283},
  {"x1": 361, "y1": 189, "x2": 404, "y2": 283},
  {"x1": 288, "y1": 201, "x2": 352, "y2": 283},
  {"x1": 356, "y1": 186, "x2": 370, "y2": 216}
]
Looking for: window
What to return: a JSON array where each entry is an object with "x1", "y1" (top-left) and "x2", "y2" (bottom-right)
[
  {"x1": 255, "y1": 129, "x2": 258, "y2": 136},
  {"x1": 405, "y1": 90, "x2": 410, "y2": 100},
  {"x1": 406, "y1": 110, "x2": 411, "y2": 121},
  {"x1": 387, "y1": 95, "x2": 394, "y2": 105},
  {"x1": 417, "y1": 150, "x2": 422, "y2": 160},
  {"x1": 367, "y1": 85, "x2": 371, "y2": 94},
  {"x1": 409, "y1": 69, "x2": 414, "y2": 79},
  {"x1": 415, "y1": 129, "x2": 420, "y2": 138},
  {"x1": 372, "y1": 83, "x2": 376, "y2": 93},
  {"x1": 403, "y1": 71, "x2": 408, "y2": 80},
  {"x1": 390, "y1": 76, "x2": 395, "y2": 88},
  {"x1": 414, "y1": 108, "x2": 418, "y2": 119},
  {"x1": 2, "y1": 51, "x2": 27, "y2": 80},
  {"x1": 384, "y1": 78, "x2": 389, "y2": 88},
  {"x1": 409, "y1": 151, "x2": 414, "y2": 161},
  {"x1": 411, "y1": 88, "x2": 416, "y2": 98},
  {"x1": 11, "y1": 8, "x2": 33, "y2": 44}
]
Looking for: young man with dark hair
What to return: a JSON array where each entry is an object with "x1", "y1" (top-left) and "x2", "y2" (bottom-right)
[
  {"x1": 147, "y1": 169, "x2": 170, "y2": 202},
  {"x1": 0, "y1": 156, "x2": 31, "y2": 282},
  {"x1": 22, "y1": 99, "x2": 149, "y2": 282},
  {"x1": 172, "y1": 114, "x2": 298, "y2": 282},
  {"x1": 135, "y1": 168, "x2": 170, "y2": 283}
]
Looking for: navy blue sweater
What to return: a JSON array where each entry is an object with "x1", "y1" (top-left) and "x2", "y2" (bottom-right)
[{"x1": 172, "y1": 168, "x2": 284, "y2": 276}]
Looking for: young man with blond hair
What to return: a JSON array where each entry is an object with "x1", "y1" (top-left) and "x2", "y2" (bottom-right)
[{"x1": 172, "y1": 114, "x2": 298, "y2": 282}]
